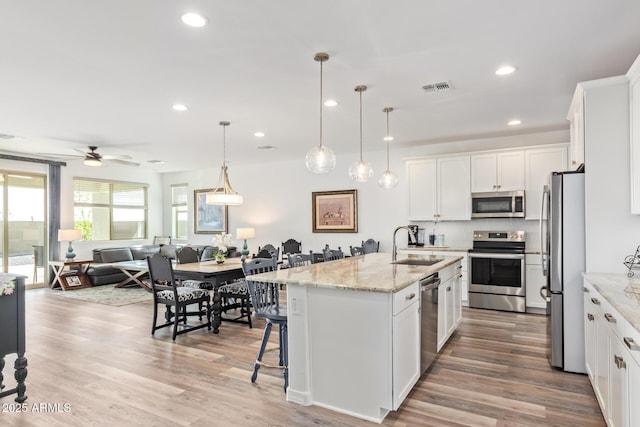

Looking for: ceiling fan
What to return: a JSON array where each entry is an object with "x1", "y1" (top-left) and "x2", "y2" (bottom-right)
[{"x1": 39, "y1": 145, "x2": 140, "y2": 167}]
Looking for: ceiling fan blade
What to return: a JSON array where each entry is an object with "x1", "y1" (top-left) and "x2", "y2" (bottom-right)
[
  {"x1": 107, "y1": 159, "x2": 140, "y2": 167},
  {"x1": 101, "y1": 153, "x2": 133, "y2": 160},
  {"x1": 37, "y1": 152, "x2": 84, "y2": 159}
]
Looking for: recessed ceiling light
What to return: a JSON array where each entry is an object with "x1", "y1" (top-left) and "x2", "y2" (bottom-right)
[
  {"x1": 181, "y1": 13, "x2": 208, "y2": 28},
  {"x1": 383, "y1": 136, "x2": 394, "y2": 142},
  {"x1": 147, "y1": 160, "x2": 165, "y2": 164},
  {"x1": 508, "y1": 119, "x2": 522, "y2": 126},
  {"x1": 172, "y1": 104, "x2": 188, "y2": 111},
  {"x1": 324, "y1": 100, "x2": 338, "y2": 107},
  {"x1": 496, "y1": 65, "x2": 516, "y2": 76},
  {"x1": 254, "y1": 132, "x2": 265, "y2": 137}
]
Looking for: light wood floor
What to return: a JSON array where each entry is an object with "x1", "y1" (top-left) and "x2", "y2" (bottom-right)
[{"x1": 2, "y1": 288, "x2": 604, "y2": 426}]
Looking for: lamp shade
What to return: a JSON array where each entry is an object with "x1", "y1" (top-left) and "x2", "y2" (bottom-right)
[
  {"x1": 58, "y1": 229, "x2": 82, "y2": 241},
  {"x1": 236, "y1": 227, "x2": 255, "y2": 240}
]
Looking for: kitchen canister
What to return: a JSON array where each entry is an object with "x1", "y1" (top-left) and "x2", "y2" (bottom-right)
[{"x1": 436, "y1": 234, "x2": 445, "y2": 246}]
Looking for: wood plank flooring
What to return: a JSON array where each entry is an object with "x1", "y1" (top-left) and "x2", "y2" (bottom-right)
[{"x1": 1, "y1": 289, "x2": 604, "y2": 426}]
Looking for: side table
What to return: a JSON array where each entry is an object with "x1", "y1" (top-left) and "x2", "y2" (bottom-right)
[{"x1": 50, "y1": 260, "x2": 93, "y2": 291}]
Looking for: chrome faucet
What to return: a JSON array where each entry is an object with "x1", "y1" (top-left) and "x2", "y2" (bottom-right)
[{"x1": 392, "y1": 226, "x2": 416, "y2": 261}]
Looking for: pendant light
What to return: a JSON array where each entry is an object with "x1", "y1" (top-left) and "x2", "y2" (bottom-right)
[
  {"x1": 305, "y1": 52, "x2": 336, "y2": 173},
  {"x1": 206, "y1": 121, "x2": 243, "y2": 205},
  {"x1": 348, "y1": 85, "x2": 374, "y2": 182},
  {"x1": 378, "y1": 107, "x2": 399, "y2": 189}
]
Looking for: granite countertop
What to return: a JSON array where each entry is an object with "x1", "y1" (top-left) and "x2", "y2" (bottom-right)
[
  {"x1": 247, "y1": 252, "x2": 463, "y2": 293},
  {"x1": 400, "y1": 246, "x2": 470, "y2": 253},
  {"x1": 583, "y1": 273, "x2": 640, "y2": 333}
]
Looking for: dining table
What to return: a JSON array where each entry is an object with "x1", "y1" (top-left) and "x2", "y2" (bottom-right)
[{"x1": 172, "y1": 258, "x2": 245, "y2": 334}]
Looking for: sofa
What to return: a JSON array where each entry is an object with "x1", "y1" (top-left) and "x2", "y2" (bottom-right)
[{"x1": 86, "y1": 244, "x2": 239, "y2": 286}]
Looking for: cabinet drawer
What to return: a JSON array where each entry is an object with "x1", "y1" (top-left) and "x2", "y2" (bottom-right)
[
  {"x1": 599, "y1": 297, "x2": 626, "y2": 339},
  {"x1": 623, "y1": 317, "x2": 640, "y2": 366},
  {"x1": 393, "y1": 282, "x2": 419, "y2": 315}
]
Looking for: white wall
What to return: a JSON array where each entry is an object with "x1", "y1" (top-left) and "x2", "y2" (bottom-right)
[
  {"x1": 584, "y1": 77, "x2": 640, "y2": 273},
  {"x1": 161, "y1": 130, "x2": 567, "y2": 255}
]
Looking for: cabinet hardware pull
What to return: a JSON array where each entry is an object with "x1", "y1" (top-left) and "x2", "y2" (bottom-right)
[
  {"x1": 459, "y1": 274, "x2": 463, "y2": 278},
  {"x1": 406, "y1": 293, "x2": 416, "y2": 300},
  {"x1": 624, "y1": 337, "x2": 640, "y2": 351},
  {"x1": 614, "y1": 355, "x2": 626, "y2": 370},
  {"x1": 587, "y1": 313, "x2": 594, "y2": 321},
  {"x1": 604, "y1": 313, "x2": 616, "y2": 323},
  {"x1": 590, "y1": 297, "x2": 600, "y2": 305},
  {"x1": 447, "y1": 286, "x2": 451, "y2": 292},
  {"x1": 583, "y1": 287, "x2": 589, "y2": 293}
]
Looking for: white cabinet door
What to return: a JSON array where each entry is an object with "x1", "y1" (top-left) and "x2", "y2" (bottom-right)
[
  {"x1": 438, "y1": 156, "x2": 470, "y2": 220},
  {"x1": 608, "y1": 336, "x2": 629, "y2": 427},
  {"x1": 452, "y1": 266, "x2": 462, "y2": 328},
  {"x1": 437, "y1": 280, "x2": 448, "y2": 352},
  {"x1": 407, "y1": 159, "x2": 437, "y2": 220},
  {"x1": 628, "y1": 55, "x2": 640, "y2": 213},
  {"x1": 584, "y1": 288, "x2": 597, "y2": 382},
  {"x1": 392, "y1": 299, "x2": 420, "y2": 410},
  {"x1": 525, "y1": 255, "x2": 547, "y2": 310},
  {"x1": 629, "y1": 356, "x2": 640, "y2": 427},
  {"x1": 496, "y1": 151, "x2": 525, "y2": 191},
  {"x1": 595, "y1": 310, "x2": 610, "y2": 415},
  {"x1": 568, "y1": 86, "x2": 585, "y2": 169},
  {"x1": 525, "y1": 146, "x2": 568, "y2": 220},
  {"x1": 470, "y1": 153, "x2": 497, "y2": 192}
]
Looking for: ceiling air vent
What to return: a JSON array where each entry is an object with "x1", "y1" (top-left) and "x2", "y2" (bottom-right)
[
  {"x1": 422, "y1": 80, "x2": 453, "y2": 93},
  {"x1": 257, "y1": 145, "x2": 278, "y2": 151},
  {"x1": 0, "y1": 133, "x2": 17, "y2": 140}
]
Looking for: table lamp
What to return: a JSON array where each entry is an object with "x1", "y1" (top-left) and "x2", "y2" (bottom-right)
[
  {"x1": 58, "y1": 229, "x2": 82, "y2": 260},
  {"x1": 236, "y1": 227, "x2": 255, "y2": 259}
]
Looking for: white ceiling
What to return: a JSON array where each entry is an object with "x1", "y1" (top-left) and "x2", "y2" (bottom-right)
[{"x1": 1, "y1": 0, "x2": 640, "y2": 172}]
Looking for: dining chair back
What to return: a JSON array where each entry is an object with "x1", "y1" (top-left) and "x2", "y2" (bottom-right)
[
  {"x1": 362, "y1": 238, "x2": 380, "y2": 254},
  {"x1": 146, "y1": 253, "x2": 210, "y2": 341},
  {"x1": 282, "y1": 239, "x2": 302, "y2": 260},
  {"x1": 259, "y1": 244, "x2": 280, "y2": 261},
  {"x1": 287, "y1": 252, "x2": 313, "y2": 267},
  {"x1": 175, "y1": 246, "x2": 212, "y2": 290},
  {"x1": 322, "y1": 247, "x2": 345, "y2": 262},
  {"x1": 242, "y1": 255, "x2": 288, "y2": 390}
]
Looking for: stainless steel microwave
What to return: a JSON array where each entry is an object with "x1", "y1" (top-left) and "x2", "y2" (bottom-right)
[{"x1": 471, "y1": 191, "x2": 525, "y2": 218}]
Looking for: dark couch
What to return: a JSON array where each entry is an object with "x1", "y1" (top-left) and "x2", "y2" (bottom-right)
[{"x1": 87, "y1": 244, "x2": 239, "y2": 286}]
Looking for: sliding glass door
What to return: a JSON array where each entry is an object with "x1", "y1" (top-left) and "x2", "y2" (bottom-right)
[{"x1": 0, "y1": 171, "x2": 47, "y2": 286}]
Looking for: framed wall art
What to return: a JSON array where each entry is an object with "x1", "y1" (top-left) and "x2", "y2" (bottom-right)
[
  {"x1": 194, "y1": 189, "x2": 228, "y2": 234},
  {"x1": 312, "y1": 189, "x2": 358, "y2": 233}
]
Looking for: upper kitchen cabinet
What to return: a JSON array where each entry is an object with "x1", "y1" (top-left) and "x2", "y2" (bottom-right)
[
  {"x1": 407, "y1": 155, "x2": 470, "y2": 221},
  {"x1": 525, "y1": 145, "x2": 568, "y2": 220},
  {"x1": 567, "y1": 86, "x2": 585, "y2": 169},
  {"x1": 471, "y1": 151, "x2": 524, "y2": 192},
  {"x1": 628, "y1": 54, "x2": 640, "y2": 214}
]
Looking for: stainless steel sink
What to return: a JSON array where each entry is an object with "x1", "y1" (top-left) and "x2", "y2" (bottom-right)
[{"x1": 392, "y1": 258, "x2": 442, "y2": 266}]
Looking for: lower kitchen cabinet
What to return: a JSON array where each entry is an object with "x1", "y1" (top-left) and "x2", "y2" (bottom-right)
[
  {"x1": 392, "y1": 288, "x2": 420, "y2": 409},
  {"x1": 437, "y1": 261, "x2": 462, "y2": 351},
  {"x1": 525, "y1": 254, "x2": 547, "y2": 311},
  {"x1": 583, "y1": 277, "x2": 640, "y2": 427}
]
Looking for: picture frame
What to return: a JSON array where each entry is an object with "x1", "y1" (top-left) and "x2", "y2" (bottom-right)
[
  {"x1": 194, "y1": 189, "x2": 228, "y2": 234},
  {"x1": 312, "y1": 189, "x2": 358, "y2": 233}
]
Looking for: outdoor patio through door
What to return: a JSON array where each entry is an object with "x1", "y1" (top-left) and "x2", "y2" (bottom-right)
[{"x1": 0, "y1": 171, "x2": 47, "y2": 286}]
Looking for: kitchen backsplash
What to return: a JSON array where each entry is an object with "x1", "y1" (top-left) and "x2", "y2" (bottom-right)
[{"x1": 409, "y1": 219, "x2": 540, "y2": 250}]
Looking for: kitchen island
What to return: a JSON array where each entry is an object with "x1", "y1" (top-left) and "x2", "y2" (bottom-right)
[{"x1": 247, "y1": 252, "x2": 462, "y2": 423}]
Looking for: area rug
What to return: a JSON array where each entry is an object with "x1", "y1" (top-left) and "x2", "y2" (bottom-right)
[{"x1": 52, "y1": 284, "x2": 152, "y2": 307}]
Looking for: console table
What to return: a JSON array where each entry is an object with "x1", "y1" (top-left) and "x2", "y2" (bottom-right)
[
  {"x1": 50, "y1": 260, "x2": 93, "y2": 291},
  {"x1": 0, "y1": 275, "x2": 27, "y2": 402}
]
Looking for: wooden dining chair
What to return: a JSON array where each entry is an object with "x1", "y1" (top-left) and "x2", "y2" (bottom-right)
[
  {"x1": 146, "y1": 253, "x2": 210, "y2": 341},
  {"x1": 176, "y1": 246, "x2": 213, "y2": 290},
  {"x1": 350, "y1": 246, "x2": 365, "y2": 256},
  {"x1": 362, "y1": 238, "x2": 380, "y2": 254},
  {"x1": 242, "y1": 256, "x2": 288, "y2": 390},
  {"x1": 282, "y1": 239, "x2": 302, "y2": 259},
  {"x1": 287, "y1": 252, "x2": 313, "y2": 267},
  {"x1": 322, "y1": 247, "x2": 344, "y2": 262}
]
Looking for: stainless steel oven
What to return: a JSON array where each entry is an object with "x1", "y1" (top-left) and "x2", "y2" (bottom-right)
[{"x1": 468, "y1": 230, "x2": 526, "y2": 312}]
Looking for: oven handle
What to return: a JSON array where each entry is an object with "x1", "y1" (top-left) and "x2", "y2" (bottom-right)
[{"x1": 468, "y1": 252, "x2": 525, "y2": 260}]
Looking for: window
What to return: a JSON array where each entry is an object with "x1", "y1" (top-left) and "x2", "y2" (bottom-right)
[
  {"x1": 171, "y1": 184, "x2": 188, "y2": 240},
  {"x1": 73, "y1": 178, "x2": 148, "y2": 241}
]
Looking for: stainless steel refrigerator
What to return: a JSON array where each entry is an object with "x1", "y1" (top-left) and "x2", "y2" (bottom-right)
[{"x1": 540, "y1": 171, "x2": 586, "y2": 374}]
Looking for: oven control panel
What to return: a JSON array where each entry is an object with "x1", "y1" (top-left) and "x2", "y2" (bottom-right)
[{"x1": 473, "y1": 230, "x2": 525, "y2": 242}]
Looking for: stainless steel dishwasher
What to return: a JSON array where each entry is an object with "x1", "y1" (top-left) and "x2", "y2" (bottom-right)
[{"x1": 420, "y1": 273, "x2": 440, "y2": 375}]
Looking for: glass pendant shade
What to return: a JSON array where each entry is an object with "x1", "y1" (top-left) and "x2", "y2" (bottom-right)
[
  {"x1": 378, "y1": 107, "x2": 398, "y2": 189},
  {"x1": 350, "y1": 85, "x2": 373, "y2": 182},
  {"x1": 306, "y1": 145, "x2": 336, "y2": 173},
  {"x1": 349, "y1": 160, "x2": 374, "y2": 182},
  {"x1": 306, "y1": 52, "x2": 335, "y2": 174},
  {"x1": 207, "y1": 121, "x2": 243, "y2": 205},
  {"x1": 378, "y1": 170, "x2": 399, "y2": 189}
]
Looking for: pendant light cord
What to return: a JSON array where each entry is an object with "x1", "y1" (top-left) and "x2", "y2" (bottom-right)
[
  {"x1": 359, "y1": 89, "x2": 363, "y2": 162},
  {"x1": 319, "y1": 59, "x2": 323, "y2": 149},
  {"x1": 386, "y1": 110, "x2": 390, "y2": 170},
  {"x1": 222, "y1": 124, "x2": 226, "y2": 167}
]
